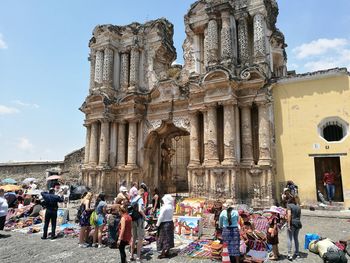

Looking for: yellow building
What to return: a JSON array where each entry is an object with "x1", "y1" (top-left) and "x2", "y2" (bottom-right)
[{"x1": 273, "y1": 68, "x2": 350, "y2": 208}]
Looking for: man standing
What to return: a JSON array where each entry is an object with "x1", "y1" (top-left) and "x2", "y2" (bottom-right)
[
  {"x1": 323, "y1": 169, "x2": 336, "y2": 204},
  {"x1": 130, "y1": 188, "x2": 147, "y2": 262},
  {"x1": 0, "y1": 189, "x2": 9, "y2": 235},
  {"x1": 41, "y1": 188, "x2": 63, "y2": 239}
]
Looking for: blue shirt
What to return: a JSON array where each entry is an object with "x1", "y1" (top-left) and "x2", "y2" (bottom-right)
[
  {"x1": 131, "y1": 195, "x2": 144, "y2": 212},
  {"x1": 96, "y1": 200, "x2": 107, "y2": 216},
  {"x1": 219, "y1": 209, "x2": 239, "y2": 228}
]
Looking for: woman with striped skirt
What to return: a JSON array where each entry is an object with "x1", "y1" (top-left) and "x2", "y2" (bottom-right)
[{"x1": 219, "y1": 199, "x2": 240, "y2": 263}]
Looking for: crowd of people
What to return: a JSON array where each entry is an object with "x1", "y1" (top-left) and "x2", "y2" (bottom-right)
[{"x1": 75, "y1": 182, "x2": 175, "y2": 263}]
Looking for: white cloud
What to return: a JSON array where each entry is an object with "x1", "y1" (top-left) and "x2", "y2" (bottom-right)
[
  {"x1": 16, "y1": 137, "x2": 34, "y2": 151},
  {"x1": 0, "y1": 105, "x2": 19, "y2": 115},
  {"x1": 0, "y1": 33, "x2": 8, "y2": 49},
  {"x1": 291, "y1": 38, "x2": 350, "y2": 72},
  {"x1": 12, "y1": 100, "x2": 39, "y2": 109},
  {"x1": 293, "y1": 38, "x2": 348, "y2": 59}
]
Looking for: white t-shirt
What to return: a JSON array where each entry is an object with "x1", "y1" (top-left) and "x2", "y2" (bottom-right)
[{"x1": 0, "y1": 196, "x2": 9, "y2": 217}]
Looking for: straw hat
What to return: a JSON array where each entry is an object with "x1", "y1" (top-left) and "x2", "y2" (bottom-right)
[{"x1": 223, "y1": 199, "x2": 234, "y2": 208}]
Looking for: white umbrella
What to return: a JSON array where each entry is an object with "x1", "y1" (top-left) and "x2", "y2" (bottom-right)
[{"x1": 23, "y1": 178, "x2": 37, "y2": 185}]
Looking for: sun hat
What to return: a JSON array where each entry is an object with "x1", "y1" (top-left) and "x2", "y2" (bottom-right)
[
  {"x1": 264, "y1": 205, "x2": 281, "y2": 214},
  {"x1": 119, "y1": 186, "x2": 128, "y2": 193}
]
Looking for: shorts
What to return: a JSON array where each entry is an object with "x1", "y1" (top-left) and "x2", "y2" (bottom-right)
[
  {"x1": 132, "y1": 219, "x2": 145, "y2": 240},
  {"x1": 96, "y1": 214, "x2": 105, "y2": 227}
]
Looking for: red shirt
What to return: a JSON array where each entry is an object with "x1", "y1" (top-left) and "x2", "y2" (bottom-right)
[
  {"x1": 119, "y1": 214, "x2": 132, "y2": 242},
  {"x1": 323, "y1": 172, "x2": 335, "y2": 185}
]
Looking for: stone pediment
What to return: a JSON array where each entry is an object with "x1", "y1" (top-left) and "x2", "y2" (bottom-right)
[
  {"x1": 203, "y1": 69, "x2": 230, "y2": 83},
  {"x1": 150, "y1": 81, "x2": 181, "y2": 103}
]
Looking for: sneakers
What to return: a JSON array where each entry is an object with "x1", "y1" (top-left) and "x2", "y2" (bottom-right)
[
  {"x1": 78, "y1": 243, "x2": 89, "y2": 248},
  {"x1": 92, "y1": 243, "x2": 98, "y2": 248},
  {"x1": 41, "y1": 236, "x2": 47, "y2": 240},
  {"x1": 294, "y1": 254, "x2": 301, "y2": 260},
  {"x1": 287, "y1": 254, "x2": 293, "y2": 261},
  {"x1": 97, "y1": 244, "x2": 105, "y2": 248}
]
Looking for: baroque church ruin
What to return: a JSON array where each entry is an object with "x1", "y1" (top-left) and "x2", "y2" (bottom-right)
[{"x1": 80, "y1": 0, "x2": 287, "y2": 206}]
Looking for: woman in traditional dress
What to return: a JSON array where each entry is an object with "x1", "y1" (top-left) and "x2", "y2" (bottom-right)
[
  {"x1": 78, "y1": 192, "x2": 93, "y2": 248},
  {"x1": 156, "y1": 194, "x2": 175, "y2": 259},
  {"x1": 219, "y1": 199, "x2": 240, "y2": 263}
]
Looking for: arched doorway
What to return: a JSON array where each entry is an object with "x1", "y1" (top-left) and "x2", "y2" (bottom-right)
[{"x1": 143, "y1": 121, "x2": 190, "y2": 194}]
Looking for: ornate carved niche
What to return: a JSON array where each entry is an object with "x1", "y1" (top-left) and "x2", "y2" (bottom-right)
[
  {"x1": 202, "y1": 69, "x2": 229, "y2": 83},
  {"x1": 212, "y1": 170, "x2": 226, "y2": 198},
  {"x1": 194, "y1": 171, "x2": 205, "y2": 196}
]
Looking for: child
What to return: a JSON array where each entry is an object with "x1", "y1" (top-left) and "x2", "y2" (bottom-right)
[{"x1": 267, "y1": 216, "x2": 280, "y2": 260}]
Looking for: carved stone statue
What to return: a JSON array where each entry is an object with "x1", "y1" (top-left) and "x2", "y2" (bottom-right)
[{"x1": 160, "y1": 141, "x2": 175, "y2": 181}]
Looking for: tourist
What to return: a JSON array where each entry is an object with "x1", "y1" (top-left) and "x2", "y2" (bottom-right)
[
  {"x1": 29, "y1": 199, "x2": 43, "y2": 217},
  {"x1": 129, "y1": 182, "x2": 138, "y2": 199},
  {"x1": 93, "y1": 193, "x2": 107, "y2": 248},
  {"x1": 140, "y1": 183, "x2": 149, "y2": 208},
  {"x1": 156, "y1": 194, "x2": 175, "y2": 259},
  {"x1": 117, "y1": 186, "x2": 129, "y2": 203},
  {"x1": 0, "y1": 189, "x2": 9, "y2": 234},
  {"x1": 151, "y1": 188, "x2": 161, "y2": 217},
  {"x1": 323, "y1": 169, "x2": 336, "y2": 204},
  {"x1": 41, "y1": 188, "x2": 64, "y2": 240},
  {"x1": 78, "y1": 192, "x2": 93, "y2": 248},
  {"x1": 219, "y1": 199, "x2": 240, "y2": 263},
  {"x1": 106, "y1": 202, "x2": 121, "y2": 248},
  {"x1": 286, "y1": 196, "x2": 302, "y2": 260},
  {"x1": 130, "y1": 188, "x2": 146, "y2": 262},
  {"x1": 117, "y1": 205, "x2": 132, "y2": 263}
]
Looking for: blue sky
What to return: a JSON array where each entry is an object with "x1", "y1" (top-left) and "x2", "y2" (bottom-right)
[{"x1": 0, "y1": 0, "x2": 349, "y2": 162}]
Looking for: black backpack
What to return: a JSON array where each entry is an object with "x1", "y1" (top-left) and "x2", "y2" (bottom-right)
[
  {"x1": 323, "y1": 247, "x2": 348, "y2": 263},
  {"x1": 128, "y1": 197, "x2": 142, "y2": 221}
]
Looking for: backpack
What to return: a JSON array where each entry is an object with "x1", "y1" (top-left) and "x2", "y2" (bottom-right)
[
  {"x1": 323, "y1": 247, "x2": 348, "y2": 263},
  {"x1": 89, "y1": 210, "x2": 98, "y2": 226},
  {"x1": 75, "y1": 204, "x2": 84, "y2": 223},
  {"x1": 128, "y1": 197, "x2": 142, "y2": 221}
]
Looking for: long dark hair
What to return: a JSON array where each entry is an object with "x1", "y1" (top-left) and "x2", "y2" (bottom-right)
[
  {"x1": 227, "y1": 207, "x2": 233, "y2": 225},
  {"x1": 95, "y1": 193, "x2": 105, "y2": 208}
]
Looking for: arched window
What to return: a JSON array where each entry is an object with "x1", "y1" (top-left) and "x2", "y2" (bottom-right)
[{"x1": 318, "y1": 117, "x2": 349, "y2": 142}]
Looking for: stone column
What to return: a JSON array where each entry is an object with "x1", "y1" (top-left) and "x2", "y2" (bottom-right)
[
  {"x1": 117, "y1": 122, "x2": 126, "y2": 166},
  {"x1": 89, "y1": 52, "x2": 96, "y2": 91},
  {"x1": 237, "y1": 14, "x2": 249, "y2": 65},
  {"x1": 120, "y1": 52, "x2": 129, "y2": 90},
  {"x1": 127, "y1": 121, "x2": 137, "y2": 167},
  {"x1": 206, "y1": 105, "x2": 219, "y2": 165},
  {"x1": 203, "y1": 28, "x2": 209, "y2": 68},
  {"x1": 207, "y1": 18, "x2": 219, "y2": 65},
  {"x1": 253, "y1": 12, "x2": 267, "y2": 62},
  {"x1": 129, "y1": 47, "x2": 139, "y2": 91},
  {"x1": 109, "y1": 122, "x2": 118, "y2": 168},
  {"x1": 94, "y1": 50, "x2": 104, "y2": 84},
  {"x1": 99, "y1": 121, "x2": 110, "y2": 166},
  {"x1": 222, "y1": 102, "x2": 236, "y2": 165},
  {"x1": 89, "y1": 122, "x2": 99, "y2": 165},
  {"x1": 221, "y1": 11, "x2": 233, "y2": 64},
  {"x1": 257, "y1": 102, "x2": 271, "y2": 165},
  {"x1": 189, "y1": 112, "x2": 200, "y2": 166},
  {"x1": 102, "y1": 47, "x2": 114, "y2": 86},
  {"x1": 202, "y1": 110, "x2": 209, "y2": 163},
  {"x1": 84, "y1": 124, "x2": 91, "y2": 164},
  {"x1": 240, "y1": 104, "x2": 254, "y2": 165}
]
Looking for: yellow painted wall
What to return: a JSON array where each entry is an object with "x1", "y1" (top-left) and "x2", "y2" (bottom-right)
[{"x1": 273, "y1": 73, "x2": 350, "y2": 207}]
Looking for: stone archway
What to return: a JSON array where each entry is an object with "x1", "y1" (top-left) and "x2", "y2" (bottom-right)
[{"x1": 143, "y1": 121, "x2": 190, "y2": 194}]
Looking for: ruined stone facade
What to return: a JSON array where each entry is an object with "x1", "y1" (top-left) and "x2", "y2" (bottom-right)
[{"x1": 80, "y1": 0, "x2": 287, "y2": 206}]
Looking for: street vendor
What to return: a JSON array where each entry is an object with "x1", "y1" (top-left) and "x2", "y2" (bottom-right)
[{"x1": 29, "y1": 199, "x2": 43, "y2": 217}]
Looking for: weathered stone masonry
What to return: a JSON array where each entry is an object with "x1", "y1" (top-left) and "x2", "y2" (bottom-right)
[{"x1": 81, "y1": 0, "x2": 287, "y2": 206}]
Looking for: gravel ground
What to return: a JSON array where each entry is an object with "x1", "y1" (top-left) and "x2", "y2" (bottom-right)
[{"x1": 1, "y1": 215, "x2": 350, "y2": 263}]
